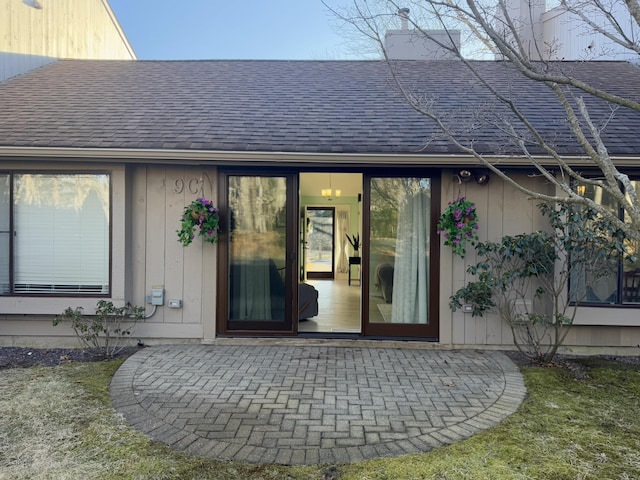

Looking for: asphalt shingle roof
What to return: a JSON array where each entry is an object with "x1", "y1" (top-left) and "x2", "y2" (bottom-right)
[{"x1": 0, "y1": 59, "x2": 638, "y2": 156}]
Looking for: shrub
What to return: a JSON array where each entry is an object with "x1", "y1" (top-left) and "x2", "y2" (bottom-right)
[
  {"x1": 451, "y1": 202, "x2": 629, "y2": 363},
  {"x1": 53, "y1": 300, "x2": 144, "y2": 358}
]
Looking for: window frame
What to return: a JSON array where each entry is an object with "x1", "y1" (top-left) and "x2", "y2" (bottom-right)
[
  {"x1": 570, "y1": 176, "x2": 640, "y2": 308},
  {"x1": 0, "y1": 170, "x2": 112, "y2": 298}
]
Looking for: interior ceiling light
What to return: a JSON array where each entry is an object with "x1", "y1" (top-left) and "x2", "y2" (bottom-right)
[{"x1": 321, "y1": 174, "x2": 341, "y2": 200}]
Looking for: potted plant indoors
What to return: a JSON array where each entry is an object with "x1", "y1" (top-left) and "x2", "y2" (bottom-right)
[{"x1": 346, "y1": 233, "x2": 361, "y2": 257}]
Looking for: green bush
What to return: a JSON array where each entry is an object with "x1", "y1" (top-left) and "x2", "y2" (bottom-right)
[
  {"x1": 451, "y1": 202, "x2": 630, "y2": 363},
  {"x1": 53, "y1": 300, "x2": 144, "y2": 357}
]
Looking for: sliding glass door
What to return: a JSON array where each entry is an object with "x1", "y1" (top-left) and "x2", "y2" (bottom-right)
[
  {"x1": 218, "y1": 172, "x2": 297, "y2": 334},
  {"x1": 363, "y1": 175, "x2": 439, "y2": 339},
  {"x1": 217, "y1": 170, "x2": 439, "y2": 339}
]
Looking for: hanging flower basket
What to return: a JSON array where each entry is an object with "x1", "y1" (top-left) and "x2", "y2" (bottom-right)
[
  {"x1": 177, "y1": 197, "x2": 220, "y2": 247},
  {"x1": 437, "y1": 196, "x2": 479, "y2": 257}
]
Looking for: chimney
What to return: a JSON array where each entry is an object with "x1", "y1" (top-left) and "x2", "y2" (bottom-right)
[
  {"x1": 398, "y1": 8, "x2": 410, "y2": 30},
  {"x1": 385, "y1": 8, "x2": 461, "y2": 60}
]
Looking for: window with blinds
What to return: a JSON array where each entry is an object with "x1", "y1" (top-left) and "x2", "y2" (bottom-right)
[{"x1": 0, "y1": 173, "x2": 110, "y2": 295}]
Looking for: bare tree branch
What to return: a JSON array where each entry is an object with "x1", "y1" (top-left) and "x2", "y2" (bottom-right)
[{"x1": 330, "y1": 0, "x2": 640, "y2": 240}]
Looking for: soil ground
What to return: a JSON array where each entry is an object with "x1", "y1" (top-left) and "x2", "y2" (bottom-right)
[
  {"x1": 1, "y1": 346, "x2": 638, "y2": 371},
  {"x1": 0, "y1": 346, "x2": 140, "y2": 370}
]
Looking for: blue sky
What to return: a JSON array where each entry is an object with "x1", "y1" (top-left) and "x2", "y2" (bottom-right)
[{"x1": 108, "y1": 1, "x2": 359, "y2": 60}]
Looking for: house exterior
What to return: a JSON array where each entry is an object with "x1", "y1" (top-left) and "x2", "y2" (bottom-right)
[
  {"x1": 0, "y1": 58, "x2": 638, "y2": 353},
  {"x1": 0, "y1": 0, "x2": 135, "y2": 81}
]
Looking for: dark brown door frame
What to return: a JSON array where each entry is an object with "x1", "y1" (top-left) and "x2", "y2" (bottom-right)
[
  {"x1": 305, "y1": 206, "x2": 336, "y2": 280},
  {"x1": 361, "y1": 173, "x2": 441, "y2": 340},
  {"x1": 216, "y1": 169, "x2": 299, "y2": 336},
  {"x1": 216, "y1": 167, "x2": 441, "y2": 340}
]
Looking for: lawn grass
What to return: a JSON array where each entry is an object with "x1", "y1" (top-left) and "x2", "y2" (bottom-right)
[{"x1": 0, "y1": 358, "x2": 639, "y2": 479}]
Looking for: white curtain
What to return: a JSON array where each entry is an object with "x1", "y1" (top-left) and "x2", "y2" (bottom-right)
[
  {"x1": 391, "y1": 183, "x2": 430, "y2": 324},
  {"x1": 336, "y1": 209, "x2": 349, "y2": 273}
]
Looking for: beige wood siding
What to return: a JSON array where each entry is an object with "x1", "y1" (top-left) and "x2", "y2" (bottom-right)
[
  {"x1": 128, "y1": 165, "x2": 217, "y2": 342},
  {"x1": 0, "y1": 164, "x2": 215, "y2": 347},
  {"x1": 0, "y1": 162, "x2": 127, "y2": 346},
  {"x1": 1, "y1": 161, "x2": 638, "y2": 351},
  {"x1": 439, "y1": 169, "x2": 640, "y2": 352},
  {"x1": 0, "y1": 0, "x2": 135, "y2": 60}
]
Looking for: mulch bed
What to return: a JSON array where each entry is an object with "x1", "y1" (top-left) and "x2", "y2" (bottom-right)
[
  {"x1": 1, "y1": 346, "x2": 637, "y2": 373},
  {"x1": 0, "y1": 346, "x2": 140, "y2": 370}
]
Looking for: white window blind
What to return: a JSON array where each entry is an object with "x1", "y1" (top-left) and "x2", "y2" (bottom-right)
[
  {"x1": 0, "y1": 174, "x2": 9, "y2": 294},
  {"x1": 13, "y1": 174, "x2": 109, "y2": 294}
]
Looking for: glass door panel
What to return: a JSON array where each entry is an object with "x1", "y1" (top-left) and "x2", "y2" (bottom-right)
[
  {"x1": 224, "y1": 174, "x2": 294, "y2": 332},
  {"x1": 364, "y1": 175, "x2": 439, "y2": 339}
]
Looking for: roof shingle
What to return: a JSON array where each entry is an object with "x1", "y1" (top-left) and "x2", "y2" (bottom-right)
[{"x1": 0, "y1": 59, "x2": 638, "y2": 156}]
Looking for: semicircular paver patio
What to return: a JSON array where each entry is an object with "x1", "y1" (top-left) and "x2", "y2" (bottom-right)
[{"x1": 110, "y1": 344, "x2": 525, "y2": 465}]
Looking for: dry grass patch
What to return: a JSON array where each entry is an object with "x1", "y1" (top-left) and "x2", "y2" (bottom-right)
[{"x1": 0, "y1": 361, "x2": 321, "y2": 480}]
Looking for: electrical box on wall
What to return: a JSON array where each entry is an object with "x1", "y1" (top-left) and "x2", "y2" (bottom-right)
[{"x1": 151, "y1": 286, "x2": 164, "y2": 306}]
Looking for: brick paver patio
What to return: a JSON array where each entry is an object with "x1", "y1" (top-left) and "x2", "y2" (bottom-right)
[{"x1": 110, "y1": 344, "x2": 525, "y2": 465}]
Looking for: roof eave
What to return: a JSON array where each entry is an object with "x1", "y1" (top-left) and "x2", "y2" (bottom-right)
[{"x1": 0, "y1": 146, "x2": 638, "y2": 168}]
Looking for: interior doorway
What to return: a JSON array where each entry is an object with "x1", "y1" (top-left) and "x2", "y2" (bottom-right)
[
  {"x1": 298, "y1": 172, "x2": 362, "y2": 333},
  {"x1": 305, "y1": 207, "x2": 335, "y2": 280}
]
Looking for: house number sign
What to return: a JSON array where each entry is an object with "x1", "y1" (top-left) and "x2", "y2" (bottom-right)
[{"x1": 173, "y1": 173, "x2": 213, "y2": 197}]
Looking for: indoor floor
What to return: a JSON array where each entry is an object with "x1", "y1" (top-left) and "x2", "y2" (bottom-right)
[{"x1": 297, "y1": 277, "x2": 387, "y2": 333}]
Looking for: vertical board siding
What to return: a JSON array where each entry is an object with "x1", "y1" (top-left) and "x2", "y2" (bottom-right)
[
  {"x1": 131, "y1": 166, "x2": 148, "y2": 312},
  {"x1": 485, "y1": 176, "x2": 505, "y2": 344},
  {"x1": 177, "y1": 169, "x2": 206, "y2": 326},
  {"x1": 128, "y1": 166, "x2": 215, "y2": 340},
  {"x1": 0, "y1": 0, "x2": 135, "y2": 61},
  {"x1": 164, "y1": 167, "x2": 186, "y2": 325},
  {"x1": 443, "y1": 169, "x2": 639, "y2": 349},
  {"x1": 110, "y1": 166, "x2": 127, "y2": 301},
  {"x1": 144, "y1": 168, "x2": 167, "y2": 324},
  {"x1": 446, "y1": 170, "x2": 544, "y2": 347}
]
